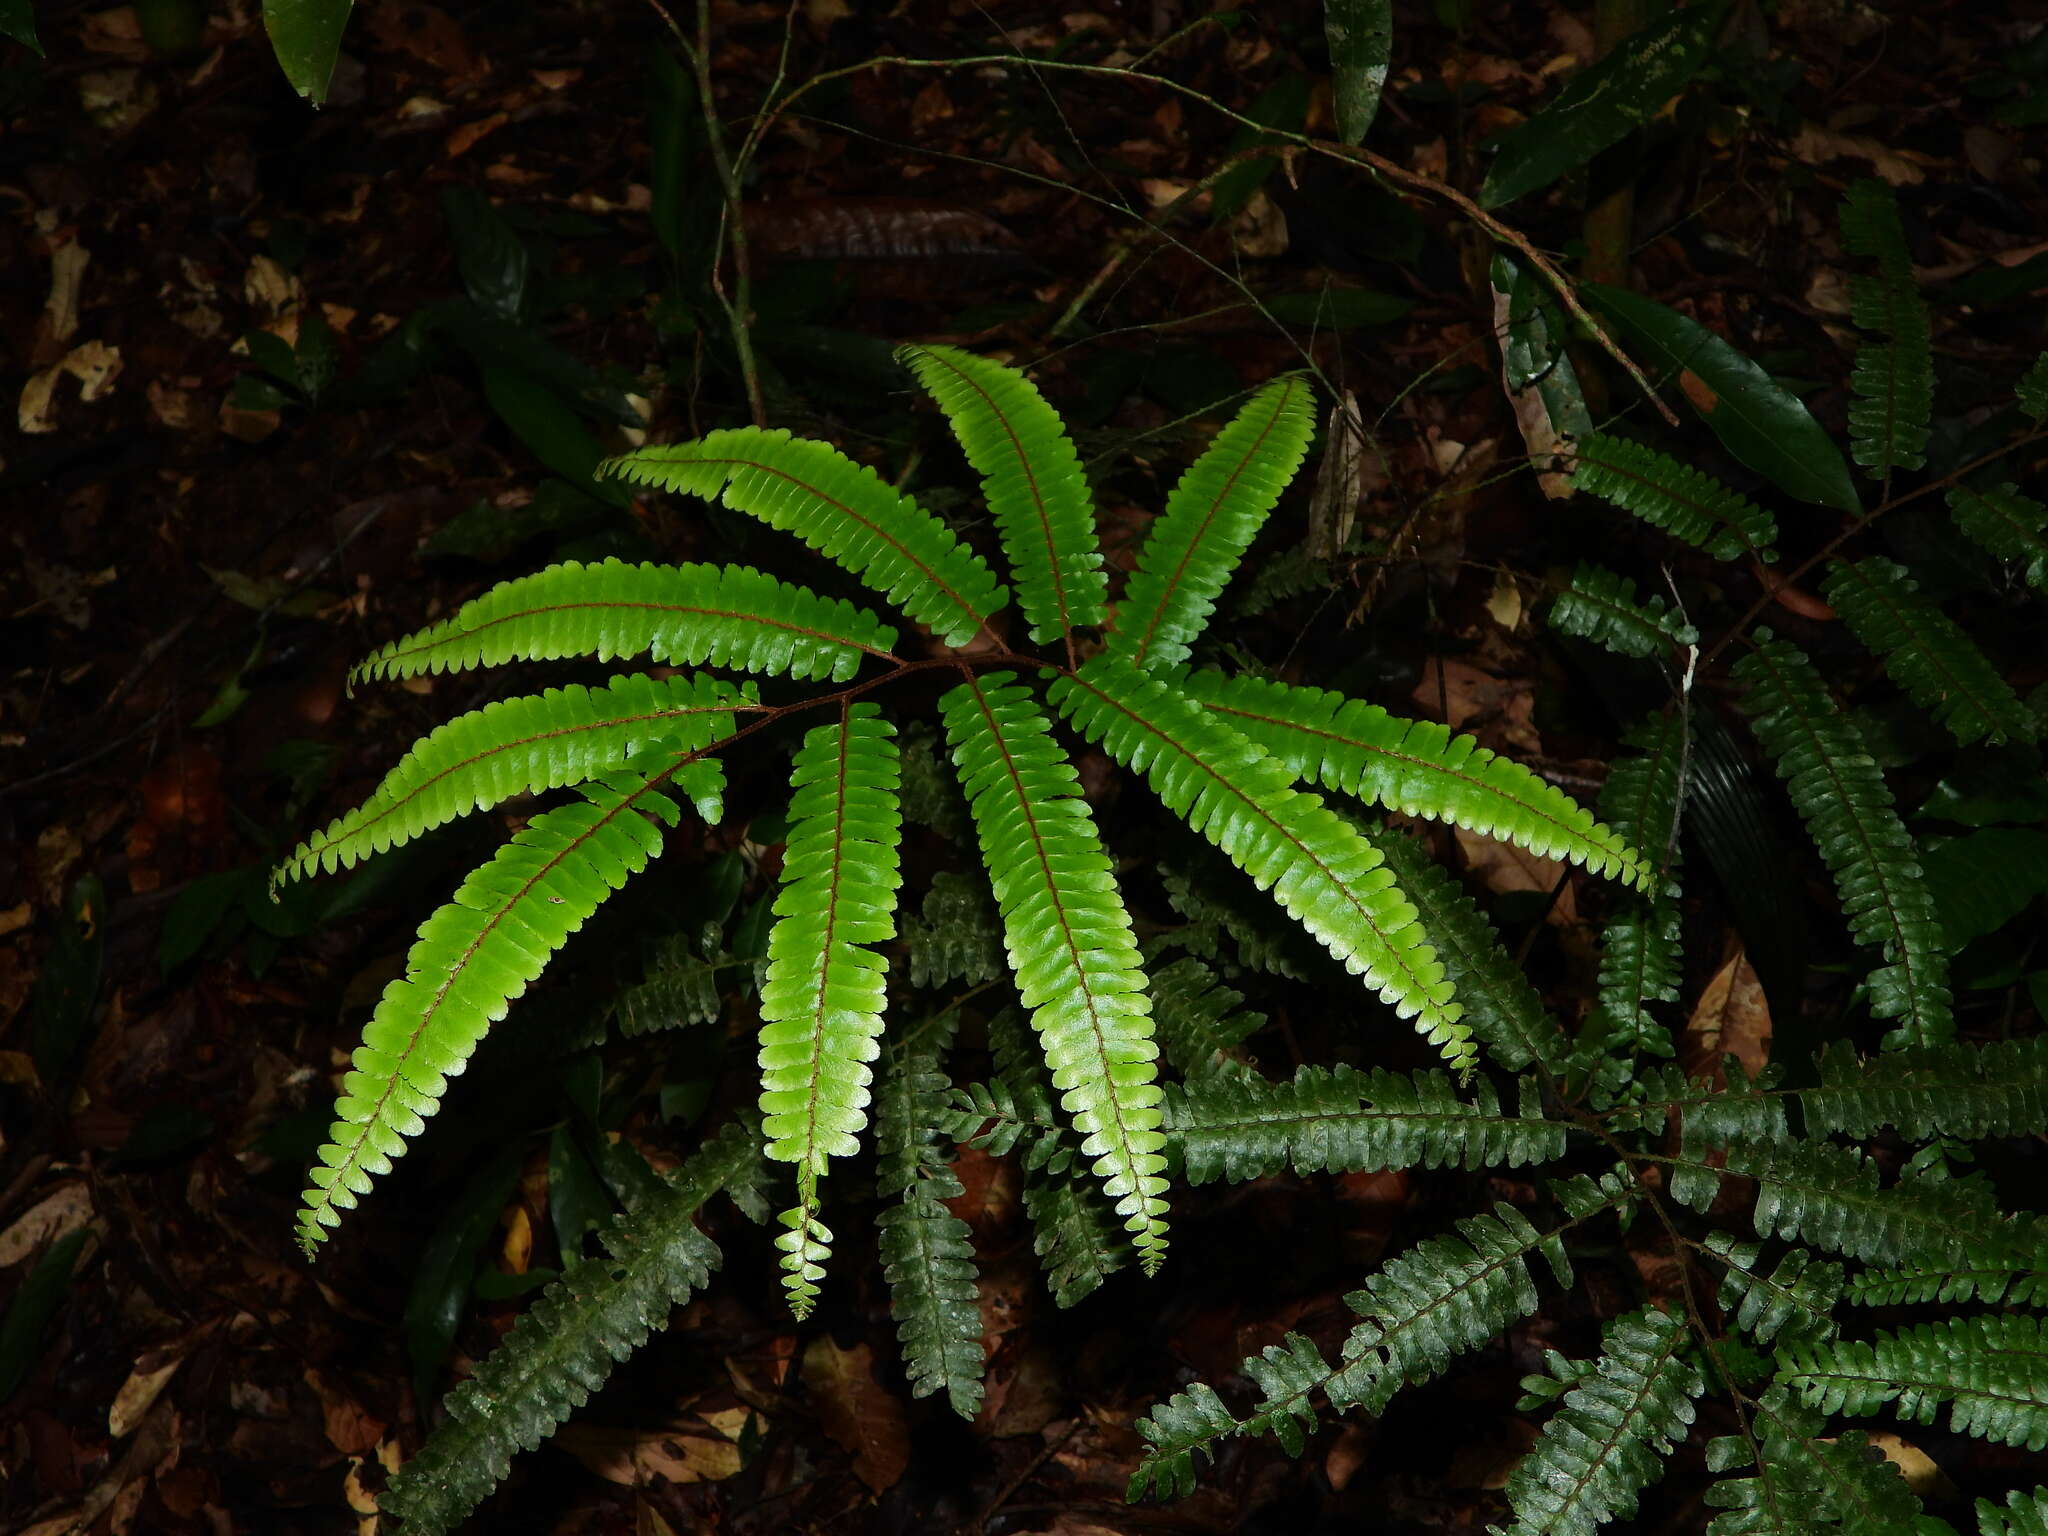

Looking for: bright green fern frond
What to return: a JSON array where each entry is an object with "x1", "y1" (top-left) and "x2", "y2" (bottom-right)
[
  {"x1": 1050, "y1": 655, "x2": 1469, "y2": 1067},
  {"x1": 279, "y1": 673, "x2": 748, "y2": 885},
  {"x1": 1705, "y1": 1381, "x2": 1927, "y2": 1536},
  {"x1": 1567, "y1": 432, "x2": 1779, "y2": 563},
  {"x1": 604, "y1": 430, "x2": 1008, "y2": 647},
  {"x1": 1181, "y1": 667, "x2": 1647, "y2": 889},
  {"x1": 1980, "y1": 1487, "x2": 2048, "y2": 1536},
  {"x1": 897, "y1": 343, "x2": 1105, "y2": 642},
  {"x1": 1777, "y1": 1314, "x2": 2048, "y2": 1452},
  {"x1": 1164, "y1": 1065, "x2": 1564, "y2": 1184},
  {"x1": 298, "y1": 763, "x2": 692, "y2": 1252},
  {"x1": 1551, "y1": 563, "x2": 1699, "y2": 659},
  {"x1": 1147, "y1": 955, "x2": 1265, "y2": 1081},
  {"x1": 1705, "y1": 1233, "x2": 1842, "y2": 1348},
  {"x1": 1366, "y1": 826, "x2": 1568, "y2": 1074},
  {"x1": 380, "y1": 1120, "x2": 764, "y2": 1536},
  {"x1": 1734, "y1": 633, "x2": 1953, "y2": 1048},
  {"x1": 1947, "y1": 484, "x2": 2048, "y2": 592},
  {"x1": 939, "y1": 674, "x2": 1170, "y2": 1268},
  {"x1": 1841, "y1": 180, "x2": 1932, "y2": 477},
  {"x1": 874, "y1": 1024, "x2": 984, "y2": 1418},
  {"x1": 757, "y1": 704, "x2": 903, "y2": 1316},
  {"x1": 1110, "y1": 374, "x2": 1317, "y2": 671},
  {"x1": 1502, "y1": 1307, "x2": 1706, "y2": 1536},
  {"x1": 1821, "y1": 557, "x2": 2037, "y2": 746},
  {"x1": 352, "y1": 558, "x2": 896, "y2": 685},
  {"x1": 1802, "y1": 1036, "x2": 2048, "y2": 1140}
]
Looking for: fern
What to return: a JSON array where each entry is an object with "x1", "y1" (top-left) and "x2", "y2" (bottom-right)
[
  {"x1": 1947, "y1": 483, "x2": 2048, "y2": 592},
  {"x1": 874, "y1": 1023, "x2": 985, "y2": 1418},
  {"x1": 1501, "y1": 1307, "x2": 1706, "y2": 1536},
  {"x1": 353, "y1": 558, "x2": 897, "y2": 684},
  {"x1": 1734, "y1": 633, "x2": 1953, "y2": 1048},
  {"x1": 297, "y1": 762, "x2": 699, "y2": 1252},
  {"x1": 379, "y1": 1120, "x2": 766, "y2": 1536},
  {"x1": 1821, "y1": 557, "x2": 2037, "y2": 746},
  {"x1": 1145, "y1": 955, "x2": 1265, "y2": 1081},
  {"x1": 1053, "y1": 654, "x2": 1471, "y2": 1067},
  {"x1": 1801, "y1": 1036, "x2": 2048, "y2": 1139},
  {"x1": 1110, "y1": 374, "x2": 1317, "y2": 670},
  {"x1": 1705, "y1": 1234, "x2": 1842, "y2": 1349},
  {"x1": 1025, "y1": 1170, "x2": 1133, "y2": 1306},
  {"x1": 615, "y1": 926, "x2": 748, "y2": 1035},
  {"x1": 898, "y1": 343, "x2": 1106, "y2": 643},
  {"x1": 1165, "y1": 1064, "x2": 1564, "y2": 1184},
  {"x1": 1550, "y1": 563, "x2": 1699, "y2": 659},
  {"x1": 1840, "y1": 180, "x2": 1932, "y2": 478},
  {"x1": 1705, "y1": 1381, "x2": 1927, "y2": 1536},
  {"x1": 901, "y1": 871, "x2": 1004, "y2": 988},
  {"x1": 757, "y1": 705, "x2": 903, "y2": 1314},
  {"x1": 1778, "y1": 1315, "x2": 2048, "y2": 1451},
  {"x1": 1181, "y1": 668, "x2": 1647, "y2": 888},
  {"x1": 2020, "y1": 352, "x2": 2048, "y2": 422},
  {"x1": 1567, "y1": 433, "x2": 1779, "y2": 562},
  {"x1": 279, "y1": 673, "x2": 748, "y2": 884},
  {"x1": 604, "y1": 430, "x2": 1008, "y2": 646},
  {"x1": 1981, "y1": 1488, "x2": 2048, "y2": 1536},
  {"x1": 941, "y1": 674, "x2": 1171, "y2": 1268}
]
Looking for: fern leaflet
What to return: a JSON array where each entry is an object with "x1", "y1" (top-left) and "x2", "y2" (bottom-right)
[
  {"x1": 1802, "y1": 1036, "x2": 2048, "y2": 1140},
  {"x1": 1503, "y1": 1307, "x2": 1705, "y2": 1536},
  {"x1": 1551, "y1": 563, "x2": 1699, "y2": 659},
  {"x1": 940, "y1": 675, "x2": 1170, "y2": 1268},
  {"x1": 1146, "y1": 955, "x2": 1265, "y2": 1081},
  {"x1": 1705, "y1": 1381, "x2": 1926, "y2": 1536},
  {"x1": 1182, "y1": 668, "x2": 1646, "y2": 888},
  {"x1": 901, "y1": 871, "x2": 1004, "y2": 988},
  {"x1": 1821, "y1": 557, "x2": 2037, "y2": 746},
  {"x1": 298, "y1": 761, "x2": 700, "y2": 1252},
  {"x1": 1981, "y1": 1487, "x2": 2048, "y2": 1536},
  {"x1": 1025, "y1": 1171, "x2": 1133, "y2": 1306},
  {"x1": 1567, "y1": 433, "x2": 1779, "y2": 563},
  {"x1": 757, "y1": 705, "x2": 902, "y2": 1315},
  {"x1": 1840, "y1": 179, "x2": 1932, "y2": 477},
  {"x1": 898, "y1": 343, "x2": 1105, "y2": 642},
  {"x1": 1777, "y1": 1314, "x2": 2048, "y2": 1452},
  {"x1": 604, "y1": 430, "x2": 1007, "y2": 647},
  {"x1": 352, "y1": 558, "x2": 896, "y2": 684},
  {"x1": 1734, "y1": 634, "x2": 1952, "y2": 1048},
  {"x1": 1947, "y1": 483, "x2": 2048, "y2": 592},
  {"x1": 1051, "y1": 654, "x2": 1469, "y2": 1067},
  {"x1": 1110, "y1": 374, "x2": 1317, "y2": 670},
  {"x1": 1705, "y1": 1233, "x2": 1842, "y2": 1348}
]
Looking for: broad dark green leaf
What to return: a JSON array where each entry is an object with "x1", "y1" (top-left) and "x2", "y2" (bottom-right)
[
  {"x1": 1492, "y1": 251, "x2": 1592, "y2": 439},
  {"x1": 1584, "y1": 283, "x2": 1862, "y2": 512},
  {"x1": 0, "y1": 1231, "x2": 87, "y2": 1403},
  {"x1": 159, "y1": 868, "x2": 259, "y2": 974},
  {"x1": 480, "y1": 366, "x2": 629, "y2": 508},
  {"x1": 421, "y1": 298, "x2": 641, "y2": 426},
  {"x1": 31, "y1": 876, "x2": 104, "y2": 1085},
  {"x1": 2, "y1": 0, "x2": 40, "y2": 54},
  {"x1": 648, "y1": 51, "x2": 696, "y2": 259},
  {"x1": 404, "y1": 1145, "x2": 525, "y2": 1410},
  {"x1": 1325, "y1": 0, "x2": 1393, "y2": 145},
  {"x1": 1480, "y1": 2, "x2": 1727, "y2": 209},
  {"x1": 549, "y1": 1124, "x2": 617, "y2": 1259},
  {"x1": 444, "y1": 187, "x2": 529, "y2": 323},
  {"x1": 262, "y1": 0, "x2": 352, "y2": 104},
  {"x1": 1918, "y1": 829, "x2": 2048, "y2": 952},
  {"x1": 1212, "y1": 76, "x2": 1310, "y2": 219}
]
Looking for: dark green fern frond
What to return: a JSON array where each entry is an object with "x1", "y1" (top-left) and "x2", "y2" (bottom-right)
[
  {"x1": 1157, "y1": 855, "x2": 1313, "y2": 979},
  {"x1": 1164, "y1": 1065, "x2": 1564, "y2": 1184},
  {"x1": 940, "y1": 674, "x2": 1170, "y2": 1268},
  {"x1": 1848, "y1": 1250, "x2": 2048, "y2": 1308},
  {"x1": 1024, "y1": 1170, "x2": 1133, "y2": 1306},
  {"x1": 1366, "y1": 825, "x2": 1567, "y2": 1075},
  {"x1": 1705, "y1": 1234, "x2": 1842, "y2": 1348},
  {"x1": 901, "y1": 871, "x2": 1004, "y2": 988},
  {"x1": 1705, "y1": 1381, "x2": 1926, "y2": 1536},
  {"x1": 299, "y1": 762, "x2": 697, "y2": 1252},
  {"x1": 1051, "y1": 655, "x2": 1469, "y2": 1068},
  {"x1": 1181, "y1": 669, "x2": 1646, "y2": 889},
  {"x1": 1501, "y1": 1307, "x2": 1706, "y2": 1536},
  {"x1": 1567, "y1": 433, "x2": 1779, "y2": 563},
  {"x1": 897, "y1": 343, "x2": 1106, "y2": 643},
  {"x1": 1947, "y1": 483, "x2": 2048, "y2": 592},
  {"x1": 1128, "y1": 1382, "x2": 1241, "y2": 1500},
  {"x1": 1551, "y1": 563, "x2": 1699, "y2": 659},
  {"x1": 1110, "y1": 374, "x2": 1317, "y2": 671},
  {"x1": 604, "y1": 430, "x2": 1008, "y2": 647},
  {"x1": 1146, "y1": 955, "x2": 1265, "y2": 1081},
  {"x1": 352, "y1": 558, "x2": 896, "y2": 685},
  {"x1": 1801, "y1": 1036, "x2": 2048, "y2": 1140},
  {"x1": 874, "y1": 1023, "x2": 984, "y2": 1418},
  {"x1": 1980, "y1": 1486, "x2": 2048, "y2": 1536},
  {"x1": 1734, "y1": 633, "x2": 1953, "y2": 1048},
  {"x1": 1840, "y1": 180, "x2": 1932, "y2": 478},
  {"x1": 379, "y1": 1120, "x2": 764, "y2": 1536},
  {"x1": 1777, "y1": 1314, "x2": 2048, "y2": 1452},
  {"x1": 758, "y1": 705, "x2": 903, "y2": 1315},
  {"x1": 279, "y1": 673, "x2": 748, "y2": 885},
  {"x1": 2020, "y1": 352, "x2": 2048, "y2": 422},
  {"x1": 1821, "y1": 557, "x2": 2037, "y2": 746}
]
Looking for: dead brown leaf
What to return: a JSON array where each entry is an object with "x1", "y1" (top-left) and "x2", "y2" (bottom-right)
[
  {"x1": 552, "y1": 1424, "x2": 742, "y2": 1486},
  {"x1": 108, "y1": 1354, "x2": 183, "y2": 1439},
  {"x1": 801, "y1": 1336, "x2": 910, "y2": 1493},
  {"x1": 1682, "y1": 946, "x2": 1771, "y2": 1084},
  {"x1": 0, "y1": 1182, "x2": 95, "y2": 1266},
  {"x1": 1453, "y1": 827, "x2": 1579, "y2": 926}
]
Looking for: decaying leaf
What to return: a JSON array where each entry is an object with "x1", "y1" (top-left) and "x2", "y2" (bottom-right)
[{"x1": 801, "y1": 1336, "x2": 911, "y2": 1493}]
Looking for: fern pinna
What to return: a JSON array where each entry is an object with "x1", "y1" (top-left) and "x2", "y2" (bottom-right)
[{"x1": 277, "y1": 343, "x2": 1651, "y2": 1531}]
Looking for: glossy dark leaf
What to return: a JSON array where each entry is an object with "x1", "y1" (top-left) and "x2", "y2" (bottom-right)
[
  {"x1": 0, "y1": 1231, "x2": 87, "y2": 1403},
  {"x1": 1584, "y1": 283, "x2": 1862, "y2": 512},
  {"x1": 404, "y1": 1145, "x2": 525, "y2": 1409},
  {"x1": 1325, "y1": 0, "x2": 1393, "y2": 145},
  {"x1": 444, "y1": 187, "x2": 529, "y2": 323},
  {"x1": 1480, "y1": 2, "x2": 1727, "y2": 209},
  {"x1": 1918, "y1": 830, "x2": 2048, "y2": 952},
  {"x1": 262, "y1": 0, "x2": 352, "y2": 103},
  {"x1": 2, "y1": 0, "x2": 42, "y2": 54},
  {"x1": 30, "y1": 876, "x2": 104, "y2": 1086},
  {"x1": 480, "y1": 366, "x2": 629, "y2": 508}
]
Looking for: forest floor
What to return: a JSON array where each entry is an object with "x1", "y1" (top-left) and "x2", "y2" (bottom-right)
[{"x1": 3, "y1": 1, "x2": 2045, "y2": 1533}]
